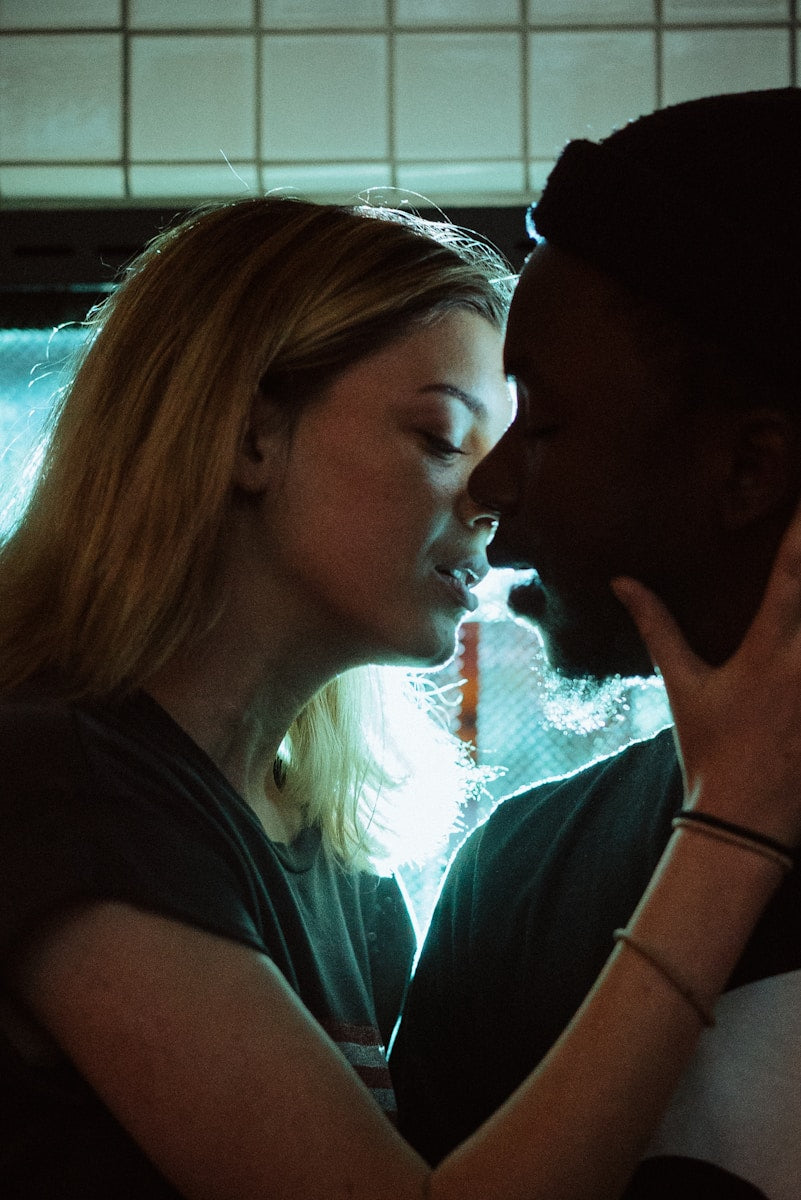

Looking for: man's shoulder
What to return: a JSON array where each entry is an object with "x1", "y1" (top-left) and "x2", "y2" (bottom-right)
[
  {"x1": 486, "y1": 725, "x2": 676, "y2": 834},
  {"x1": 430, "y1": 725, "x2": 684, "y2": 1000}
]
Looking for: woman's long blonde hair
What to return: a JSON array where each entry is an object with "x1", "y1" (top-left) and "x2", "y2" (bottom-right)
[{"x1": 0, "y1": 197, "x2": 513, "y2": 868}]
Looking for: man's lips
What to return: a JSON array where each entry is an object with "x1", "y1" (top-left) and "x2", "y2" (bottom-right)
[
  {"x1": 487, "y1": 535, "x2": 532, "y2": 571},
  {"x1": 507, "y1": 576, "x2": 546, "y2": 622}
]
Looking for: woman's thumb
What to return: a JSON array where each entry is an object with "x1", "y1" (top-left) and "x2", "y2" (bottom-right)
[{"x1": 610, "y1": 576, "x2": 703, "y2": 689}]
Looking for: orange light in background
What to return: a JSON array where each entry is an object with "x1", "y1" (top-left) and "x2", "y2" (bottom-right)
[{"x1": 456, "y1": 621, "x2": 479, "y2": 754}]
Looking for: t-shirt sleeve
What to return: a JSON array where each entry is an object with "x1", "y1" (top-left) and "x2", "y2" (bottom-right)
[{"x1": 0, "y1": 703, "x2": 267, "y2": 965}]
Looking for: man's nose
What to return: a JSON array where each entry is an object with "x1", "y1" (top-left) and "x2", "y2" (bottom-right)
[{"x1": 468, "y1": 427, "x2": 525, "y2": 518}]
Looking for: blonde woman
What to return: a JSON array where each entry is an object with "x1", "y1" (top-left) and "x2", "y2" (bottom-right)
[{"x1": 0, "y1": 196, "x2": 800, "y2": 1200}]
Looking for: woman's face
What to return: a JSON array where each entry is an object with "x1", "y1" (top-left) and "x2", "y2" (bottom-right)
[{"x1": 260, "y1": 309, "x2": 512, "y2": 668}]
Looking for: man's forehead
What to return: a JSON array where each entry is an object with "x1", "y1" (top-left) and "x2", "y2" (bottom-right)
[
  {"x1": 503, "y1": 241, "x2": 672, "y2": 411},
  {"x1": 504, "y1": 245, "x2": 549, "y2": 350},
  {"x1": 506, "y1": 244, "x2": 610, "y2": 355}
]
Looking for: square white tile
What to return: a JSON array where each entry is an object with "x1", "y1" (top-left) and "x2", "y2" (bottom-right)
[
  {"x1": 129, "y1": 0, "x2": 254, "y2": 27},
  {"x1": 528, "y1": 31, "x2": 655, "y2": 157},
  {"x1": 130, "y1": 35, "x2": 256, "y2": 160},
  {"x1": 129, "y1": 161, "x2": 259, "y2": 198},
  {"x1": 662, "y1": 28, "x2": 790, "y2": 106},
  {"x1": 0, "y1": 164, "x2": 125, "y2": 199},
  {"x1": 395, "y1": 32, "x2": 522, "y2": 159},
  {"x1": 0, "y1": 0, "x2": 121, "y2": 27},
  {"x1": 260, "y1": 0, "x2": 387, "y2": 27},
  {"x1": 261, "y1": 162, "x2": 393, "y2": 198},
  {"x1": 396, "y1": 0, "x2": 519, "y2": 25},
  {"x1": 527, "y1": 0, "x2": 655, "y2": 23},
  {"x1": 663, "y1": 0, "x2": 789, "y2": 22},
  {"x1": 0, "y1": 34, "x2": 122, "y2": 160},
  {"x1": 261, "y1": 34, "x2": 388, "y2": 159}
]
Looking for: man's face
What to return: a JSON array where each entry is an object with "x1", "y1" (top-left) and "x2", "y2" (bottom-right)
[{"x1": 469, "y1": 242, "x2": 719, "y2": 681}]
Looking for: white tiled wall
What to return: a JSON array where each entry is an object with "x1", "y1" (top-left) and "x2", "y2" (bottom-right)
[{"x1": 0, "y1": 0, "x2": 797, "y2": 206}]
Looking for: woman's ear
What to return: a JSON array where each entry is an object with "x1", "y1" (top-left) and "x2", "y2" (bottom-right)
[
  {"x1": 233, "y1": 391, "x2": 280, "y2": 495},
  {"x1": 721, "y1": 409, "x2": 800, "y2": 529}
]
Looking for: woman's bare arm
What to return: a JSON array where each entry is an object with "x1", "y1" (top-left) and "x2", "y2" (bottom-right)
[
  {"x1": 10, "y1": 826, "x2": 782, "y2": 1200},
  {"x1": 12, "y1": 902, "x2": 429, "y2": 1200}
]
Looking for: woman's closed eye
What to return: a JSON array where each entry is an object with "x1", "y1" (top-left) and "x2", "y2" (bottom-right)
[{"x1": 419, "y1": 431, "x2": 467, "y2": 459}]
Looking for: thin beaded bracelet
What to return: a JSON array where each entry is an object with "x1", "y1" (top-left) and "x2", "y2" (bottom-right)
[
  {"x1": 672, "y1": 811, "x2": 794, "y2": 876},
  {"x1": 613, "y1": 929, "x2": 716, "y2": 1027}
]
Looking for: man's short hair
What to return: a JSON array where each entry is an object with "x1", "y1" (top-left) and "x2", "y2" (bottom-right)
[{"x1": 529, "y1": 88, "x2": 801, "y2": 390}]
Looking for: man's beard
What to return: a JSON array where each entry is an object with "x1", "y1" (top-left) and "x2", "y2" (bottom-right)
[
  {"x1": 508, "y1": 571, "x2": 655, "y2": 678},
  {"x1": 505, "y1": 572, "x2": 664, "y2": 735},
  {"x1": 537, "y1": 661, "x2": 644, "y2": 734}
]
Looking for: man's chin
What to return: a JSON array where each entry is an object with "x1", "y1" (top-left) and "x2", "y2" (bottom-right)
[
  {"x1": 507, "y1": 578, "x2": 548, "y2": 624},
  {"x1": 505, "y1": 575, "x2": 654, "y2": 683}
]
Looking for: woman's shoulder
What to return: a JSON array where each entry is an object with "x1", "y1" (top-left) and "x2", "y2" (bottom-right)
[{"x1": 0, "y1": 684, "x2": 87, "y2": 786}]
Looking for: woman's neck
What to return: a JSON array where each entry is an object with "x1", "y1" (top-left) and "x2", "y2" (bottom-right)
[
  {"x1": 142, "y1": 612, "x2": 340, "y2": 843},
  {"x1": 144, "y1": 515, "x2": 367, "y2": 839}
]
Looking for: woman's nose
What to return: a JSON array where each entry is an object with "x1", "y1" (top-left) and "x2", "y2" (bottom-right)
[{"x1": 456, "y1": 495, "x2": 500, "y2": 538}]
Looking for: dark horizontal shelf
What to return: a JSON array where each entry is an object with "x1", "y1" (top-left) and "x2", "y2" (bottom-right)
[{"x1": 0, "y1": 205, "x2": 529, "y2": 327}]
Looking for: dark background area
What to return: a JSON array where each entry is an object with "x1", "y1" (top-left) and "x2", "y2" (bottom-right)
[{"x1": 0, "y1": 206, "x2": 531, "y2": 328}]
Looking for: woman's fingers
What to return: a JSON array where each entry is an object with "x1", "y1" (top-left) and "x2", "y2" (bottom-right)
[
  {"x1": 611, "y1": 557, "x2": 801, "y2": 844},
  {"x1": 610, "y1": 575, "x2": 710, "y2": 796},
  {"x1": 750, "y1": 527, "x2": 801, "y2": 645}
]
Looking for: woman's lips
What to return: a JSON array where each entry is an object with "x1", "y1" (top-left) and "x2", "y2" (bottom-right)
[{"x1": 435, "y1": 567, "x2": 480, "y2": 612}]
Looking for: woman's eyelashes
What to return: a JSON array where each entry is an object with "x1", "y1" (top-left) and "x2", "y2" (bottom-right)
[{"x1": 419, "y1": 430, "x2": 467, "y2": 459}]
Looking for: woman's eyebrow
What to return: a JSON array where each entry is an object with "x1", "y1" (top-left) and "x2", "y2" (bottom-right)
[{"x1": 417, "y1": 383, "x2": 489, "y2": 420}]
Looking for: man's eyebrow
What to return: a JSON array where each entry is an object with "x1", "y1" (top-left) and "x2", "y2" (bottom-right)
[{"x1": 417, "y1": 383, "x2": 489, "y2": 420}]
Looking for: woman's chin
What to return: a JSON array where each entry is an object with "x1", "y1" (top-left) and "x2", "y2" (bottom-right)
[{"x1": 374, "y1": 627, "x2": 460, "y2": 672}]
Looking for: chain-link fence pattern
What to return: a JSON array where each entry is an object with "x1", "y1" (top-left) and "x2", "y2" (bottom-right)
[{"x1": 473, "y1": 616, "x2": 671, "y2": 804}]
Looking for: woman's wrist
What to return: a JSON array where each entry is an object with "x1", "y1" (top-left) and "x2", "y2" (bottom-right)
[
  {"x1": 680, "y1": 776, "x2": 801, "y2": 851},
  {"x1": 621, "y1": 820, "x2": 789, "y2": 1025},
  {"x1": 672, "y1": 809, "x2": 794, "y2": 875}
]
